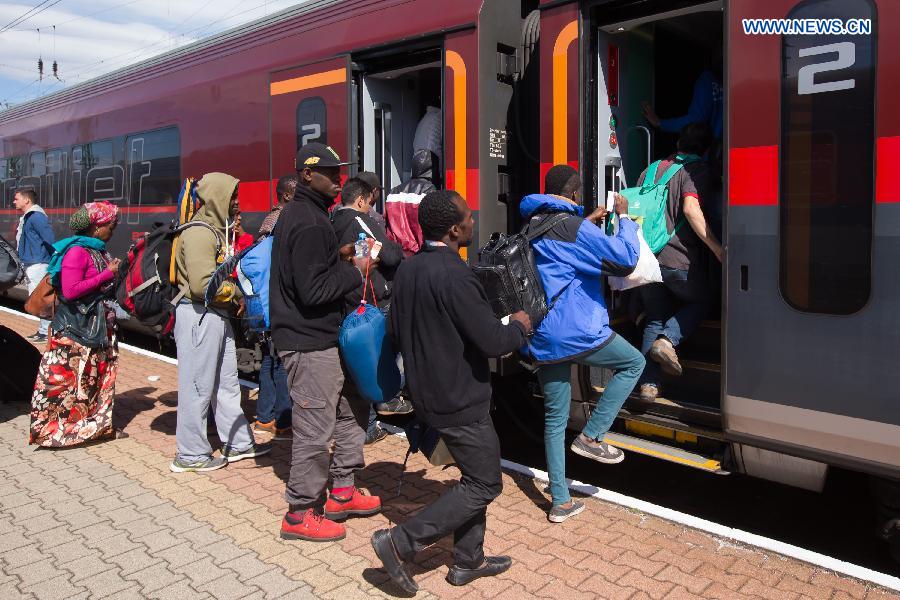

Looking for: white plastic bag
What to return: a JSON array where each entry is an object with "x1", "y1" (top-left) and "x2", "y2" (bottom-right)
[{"x1": 607, "y1": 227, "x2": 662, "y2": 291}]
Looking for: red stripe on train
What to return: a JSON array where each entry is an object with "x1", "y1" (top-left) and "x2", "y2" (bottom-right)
[
  {"x1": 876, "y1": 136, "x2": 900, "y2": 203},
  {"x1": 728, "y1": 146, "x2": 778, "y2": 206}
]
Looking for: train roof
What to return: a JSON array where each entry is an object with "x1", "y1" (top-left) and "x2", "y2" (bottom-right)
[{"x1": 0, "y1": 0, "x2": 343, "y2": 125}]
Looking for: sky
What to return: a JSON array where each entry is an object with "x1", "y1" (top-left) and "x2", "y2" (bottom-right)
[{"x1": 0, "y1": 0, "x2": 306, "y2": 109}]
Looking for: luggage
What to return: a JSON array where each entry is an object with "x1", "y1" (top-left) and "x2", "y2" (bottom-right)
[
  {"x1": 618, "y1": 153, "x2": 701, "y2": 254},
  {"x1": 606, "y1": 226, "x2": 663, "y2": 291},
  {"x1": 0, "y1": 325, "x2": 41, "y2": 403},
  {"x1": 338, "y1": 302, "x2": 402, "y2": 405},
  {"x1": 0, "y1": 234, "x2": 25, "y2": 293},
  {"x1": 205, "y1": 236, "x2": 271, "y2": 331},
  {"x1": 116, "y1": 220, "x2": 221, "y2": 334},
  {"x1": 472, "y1": 213, "x2": 568, "y2": 326}
]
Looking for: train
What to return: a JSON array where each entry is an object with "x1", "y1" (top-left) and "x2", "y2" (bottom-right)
[{"x1": 1, "y1": 0, "x2": 898, "y2": 560}]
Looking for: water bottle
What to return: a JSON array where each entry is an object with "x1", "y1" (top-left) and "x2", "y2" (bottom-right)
[{"x1": 354, "y1": 232, "x2": 369, "y2": 259}]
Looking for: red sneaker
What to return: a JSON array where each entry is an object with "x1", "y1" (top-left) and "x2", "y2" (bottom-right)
[
  {"x1": 280, "y1": 509, "x2": 346, "y2": 542},
  {"x1": 324, "y1": 487, "x2": 382, "y2": 521}
]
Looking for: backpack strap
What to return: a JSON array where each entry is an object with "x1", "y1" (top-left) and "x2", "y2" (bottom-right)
[{"x1": 524, "y1": 212, "x2": 570, "y2": 241}]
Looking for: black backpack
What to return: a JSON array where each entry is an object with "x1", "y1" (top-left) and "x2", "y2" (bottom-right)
[
  {"x1": 0, "y1": 234, "x2": 25, "y2": 293},
  {"x1": 472, "y1": 213, "x2": 568, "y2": 327}
]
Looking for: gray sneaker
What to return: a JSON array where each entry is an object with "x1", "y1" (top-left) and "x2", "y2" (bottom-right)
[
  {"x1": 570, "y1": 436, "x2": 625, "y2": 464},
  {"x1": 548, "y1": 501, "x2": 585, "y2": 523},
  {"x1": 169, "y1": 456, "x2": 228, "y2": 473},
  {"x1": 222, "y1": 442, "x2": 273, "y2": 463}
]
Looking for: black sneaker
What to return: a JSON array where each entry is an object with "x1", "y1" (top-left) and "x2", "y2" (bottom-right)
[
  {"x1": 446, "y1": 556, "x2": 512, "y2": 586},
  {"x1": 222, "y1": 442, "x2": 273, "y2": 463},
  {"x1": 375, "y1": 397, "x2": 413, "y2": 416},
  {"x1": 548, "y1": 501, "x2": 585, "y2": 523},
  {"x1": 365, "y1": 426, "x2": 389, "y2": 445},
  {"x1": 570, "y1": 435, "x2": 625, "y2": 464}
]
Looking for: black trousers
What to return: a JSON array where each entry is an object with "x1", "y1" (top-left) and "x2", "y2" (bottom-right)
[{"x1": 391, "y1": 416, "x2": 503, "y2": 569}]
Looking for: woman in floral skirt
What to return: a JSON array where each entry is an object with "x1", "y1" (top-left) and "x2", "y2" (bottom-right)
[{"x1": 29, "y1": 201, "x2": 125, "y2": 447}]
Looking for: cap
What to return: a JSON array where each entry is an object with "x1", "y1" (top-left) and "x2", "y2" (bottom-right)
[{"x1": 295, "y1": 142, "x2": 354, "y2": 170}]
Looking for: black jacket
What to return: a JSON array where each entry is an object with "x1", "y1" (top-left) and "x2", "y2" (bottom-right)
[
  {"x1": 389, "y1": 150, "x2": 437, "y2": 196},
  {"x1": 388, "y1": 245, "x2": 528, "y2": 428},
  {"x1": 331, "y1": 207, "x2": 403, "y2": 307},
  {"x1": 270, "y1": 186, "x2": 361, "y2": 352}
]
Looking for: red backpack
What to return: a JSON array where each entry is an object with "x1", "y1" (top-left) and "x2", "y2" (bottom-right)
[{"x1": 116, "y1": 220, "x2": 220, "y2": 335}]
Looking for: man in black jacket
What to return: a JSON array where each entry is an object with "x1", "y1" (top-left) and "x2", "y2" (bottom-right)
[
  {"x1": 371, "y1": 190, "x2": 532, "y2": 593},
  {"x1": 331, "y1": 177, "x2": 413, "y2": 442},
  {"x1": 271, "y1": 143, "x2": 382, "y2": 543}
]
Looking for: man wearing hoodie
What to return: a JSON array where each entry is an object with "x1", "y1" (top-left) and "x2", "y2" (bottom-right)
[
  {"x1": 170, "y1": 172, "x2": 272, "y2": 474},
  {"x1": 271, "y1": 143, "x2": 381, "y2": 543},
  {"x1": 522, "y1": 165, "x2": 646, "y2": 523},
  {"x1": 384, "y1": 149, "x2": 439, "y2": 255},
  {"x1": 14, "y1": 189, "x2": 55, "y2": 342}
]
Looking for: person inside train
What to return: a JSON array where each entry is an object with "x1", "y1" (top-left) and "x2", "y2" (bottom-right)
[
  {"x1": 357, "y1": 171, "x2": 385, "y2": 228},
  {"x1": 637, "y1": 122, "x2": 722, "y2": 403},
  {"x1": 641, "y1": 42, "x2": 723, "y2": 142},
  {"x1": 331, "y1": 177, "x2": 412, "y2": 446},
  {"x1": 521, "y1": 165, "x2": 645, "y2": 523}
]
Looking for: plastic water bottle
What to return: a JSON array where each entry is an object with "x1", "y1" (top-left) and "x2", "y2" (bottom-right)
[{"x1": 354, "y1": 233, "x2": 369, "y2": 259}]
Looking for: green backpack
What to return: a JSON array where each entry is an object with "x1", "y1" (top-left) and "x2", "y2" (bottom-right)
[{"x1": 617, "y1": 154, "x2": 701, "y2": 254}]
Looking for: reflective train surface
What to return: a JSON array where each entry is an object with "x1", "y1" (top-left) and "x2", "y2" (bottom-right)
[{"x1": 1, "y1": 0, "x2": 898, "y2": 560}]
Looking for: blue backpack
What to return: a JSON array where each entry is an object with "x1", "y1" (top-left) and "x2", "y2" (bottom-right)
[
  {"x1": 204, "y1": 235, "x2": 272, "y2": 331},
  {"x1": 339, "y1": 303, "x2": 402, "y2": 405}
]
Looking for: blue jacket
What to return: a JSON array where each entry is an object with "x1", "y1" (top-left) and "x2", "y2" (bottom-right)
[
  {"x1": 660, "y1": 69, "x2": 723, "y2": 140},
  {"x1": 17, "y1": 208, "x2": 55, "y2": 266},
  {"x1": 521, "y1": 194, "x2": 640, "y2": 364}
]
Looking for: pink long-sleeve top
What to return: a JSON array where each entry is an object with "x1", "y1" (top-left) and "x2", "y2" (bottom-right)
[{"x1": 60, "y1": 246, "x2": 114, "y2": 301}]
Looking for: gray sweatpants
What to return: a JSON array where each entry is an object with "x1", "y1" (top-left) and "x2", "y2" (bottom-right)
[
  {"x1": 280, "y1": 347, "x2": 369, "y2": 509},
  {"x1": 174, "y1": 303, "x2": 253, "y2": 462}
]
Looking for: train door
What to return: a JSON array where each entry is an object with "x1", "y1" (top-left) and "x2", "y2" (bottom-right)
[
  {"x1": 726, "y1": 0, "x2": 900, "y2": 474},
  {"x1": 268, "y1": 56, "x2": 352, "y2": 189},
  {"x1": 588, "y1": 2, "x2": 725, "y2": 427},
  {"x1": 353, "y1": 47, "x2": 443, "y2": 210}
]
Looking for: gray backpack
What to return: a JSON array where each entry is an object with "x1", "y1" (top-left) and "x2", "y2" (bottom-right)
[{"x1": 0, "y1": 234, "x2": 25, "y2": 293}]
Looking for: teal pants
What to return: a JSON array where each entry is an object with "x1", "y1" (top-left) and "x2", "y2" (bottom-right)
[{"x1": 537, "y1": 335, "x2": 645, "y2": 507}]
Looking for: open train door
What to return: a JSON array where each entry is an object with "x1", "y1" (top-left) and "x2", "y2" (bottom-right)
[
  {"x1": 269, "y1": 57, "x2": 352, "y2": 186},
  {"x1": 725, "y1": 0, "x2": 900, "y2": 477}
]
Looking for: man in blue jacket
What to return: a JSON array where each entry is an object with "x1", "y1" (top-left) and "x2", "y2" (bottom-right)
[
  {"x1": 14, "y1": 189, "x2": 55, "y2": 342},
  {"x1": 523, "y1": 165, "x2": 645, "y2": 524}
]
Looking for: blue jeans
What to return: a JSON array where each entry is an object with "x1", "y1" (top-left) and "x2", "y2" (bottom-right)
[
  {"x1": 639, "y1": 267, "x2": 709, "y2": 387},
  {"x1": 537, "y1": 335, "x2": 645, "y2": 506},
  {"x1": 257, "y1": 340, "x2": 291, "y2": 429}
]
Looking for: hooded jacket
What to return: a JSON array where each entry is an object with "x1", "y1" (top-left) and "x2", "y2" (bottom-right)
[
  {"x1": 175, "y1": 172, "x2": 239, "y2": 306},
  {"x1": 270, "y1": 184, "x2": 362, "y2": 353},
  {"x1": 384, "y1": 150, "x2": 438, "y2": 256},
  {"x1": 330, "y1": 206, "x2": 403, "y2": 307},
  {"x1": 520, "y1": 194, "x2": 641, "y2": 364},
  {"x1": 16, "y1": 205, "x2": 55, "y2": 265}
]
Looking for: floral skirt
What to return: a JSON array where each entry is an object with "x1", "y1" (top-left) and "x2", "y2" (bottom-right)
[{"x1": 29, "y1": 332, "x2": 119, "y2": 447}]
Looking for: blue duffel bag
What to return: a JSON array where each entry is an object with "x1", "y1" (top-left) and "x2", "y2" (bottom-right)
[{"x1": 339, "y1": 303, "x2": 402, "y2": 405}]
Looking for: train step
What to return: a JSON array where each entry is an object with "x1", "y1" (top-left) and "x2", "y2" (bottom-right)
[{"x1": 601, "y1": 432, "x2": 729, "y2": 474}]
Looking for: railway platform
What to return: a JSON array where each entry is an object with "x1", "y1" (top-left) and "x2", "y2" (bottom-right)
[{"x1": 0, "y1": 309, "x2": 897, "y2": 600}]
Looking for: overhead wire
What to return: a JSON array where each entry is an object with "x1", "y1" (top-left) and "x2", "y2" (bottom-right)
[{"x1": 0, "y1": 0, "x2": 64, "y2": 34}]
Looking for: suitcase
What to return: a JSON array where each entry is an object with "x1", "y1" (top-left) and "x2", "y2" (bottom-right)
[{"x1": 0, "y1": 325, "x2": 41, "y2": 403}]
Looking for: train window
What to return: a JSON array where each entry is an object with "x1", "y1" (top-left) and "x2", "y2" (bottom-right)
[
  {"x1": 45, "y1": 148, "x2": 67, "y2": 208},
  {"x1": 297, "y1": 97, "x2": 327, "y2": 150},
  {"x1": 76, "y1": 140, "x2": 124, "y2": 204},
  {"x1": 125, "y1": 127, "x2": 181, "y2": 206},
  {"x1": 779, "y1": 0, "x2": 876, "y2": 315},
  {"x1": 30, "y1": 152, "x2": 46, "y2": 177},
  {"x1": 6, "y1": 156, "x2": 23, "y2": 179}
]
